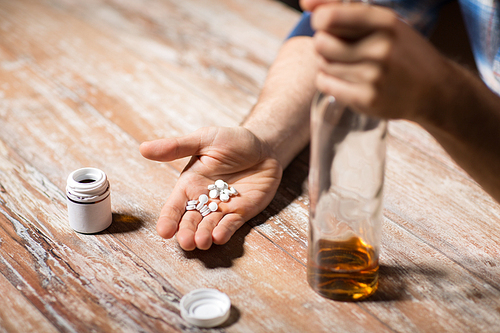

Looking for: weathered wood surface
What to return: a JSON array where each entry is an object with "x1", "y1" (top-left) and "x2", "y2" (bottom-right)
[{"x1": 1, "y1": 0, "x2": 500, "y2": 332}]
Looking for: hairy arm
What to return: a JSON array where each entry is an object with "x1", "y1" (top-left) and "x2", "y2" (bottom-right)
[
  {"x1": 420, "y1": 62, "x2": 500, "y2": 202},
  {"x1": 242, "y1": 36, "x2": 318, "y2": 168}
]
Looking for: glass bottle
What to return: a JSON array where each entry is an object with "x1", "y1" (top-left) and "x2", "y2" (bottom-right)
[{"x1": 307, "y1": 92, "x2": 387, "y2": 301}]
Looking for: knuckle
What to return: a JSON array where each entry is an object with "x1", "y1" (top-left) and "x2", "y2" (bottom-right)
[
  {"x1": 385, "y1": 12, "x2": 400, "y2": 30},
  {"x1": 312, "y1": 6, "x2": 339, "y2": 31},
  {"x1": 374, "y1": 5, "x2": 400, "y2": 30},
  {"x1": 313, "y1": 31, "x2": 330, "y2": 55},
  {"x1": 364, "y1": 65, "x2": 383, "y2": 84},
  {"x1": 352, "y1": 85, "x2": 377, "y2": 111},
  {"x1": 317, "y1": 56, "x2": 330, "y2": 72},
  {"x1": 364, "y1": 88, "x2": 378, "y2": 109},
  {"x1": 369, "y1": 36, "x2": 393, "y2": 62},
  {"x1": 315, "y1": 73, "x2": 330, "y2": 95}
]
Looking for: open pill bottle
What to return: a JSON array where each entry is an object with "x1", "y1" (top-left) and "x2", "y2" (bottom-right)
[{"x1": 66, "y1": 167, "x2": 112, "y2": 233}]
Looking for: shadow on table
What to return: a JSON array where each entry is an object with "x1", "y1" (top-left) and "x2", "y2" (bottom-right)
[
  {"x1": 106, "y1": 213, "x2": 145, "y2": 234},
  {"x1": 221, "y1": 305, "x2": 241, "y2": 328},
  {"x1": 248, "y1": 147, "x2": 309, "y2": 229},
  {"x1": 182, "y1": 148, "x2": 310, "y2": 269},
  {"x1": 182, "y1": 223, "x2": 253, "y2": 268},
  {"x1": 368, "y1": 264, "x2": 449, "y2": 302}
]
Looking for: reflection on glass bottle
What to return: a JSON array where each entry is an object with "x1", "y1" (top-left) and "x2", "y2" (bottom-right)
[{"x1": 308, "y1": 92, "x2": 387, "y2": 301}]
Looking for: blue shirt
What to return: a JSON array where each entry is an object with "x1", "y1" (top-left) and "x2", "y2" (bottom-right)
[{"x1": 288, "y1": 1, "x2": 500, "y2": 94}]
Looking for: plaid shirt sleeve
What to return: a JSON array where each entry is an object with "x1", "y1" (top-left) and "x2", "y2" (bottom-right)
[{"x1": 459, "y1": 0, "x2": 500, "y2": 94}]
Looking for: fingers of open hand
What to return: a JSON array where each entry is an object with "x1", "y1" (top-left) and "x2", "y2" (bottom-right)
[
  {"x1": 157, "y1": 177, "x2": 247, "y2": 251},
  {"x1": 193, "y1": 210, "x2": 246, "y2": 250},
  {"x1": 176, "y1": 212, "x2": 203, "y2": 251},
  {"x1": 156, "y1": 180, "x2": 209, "y2": 252},
  {"x1": 179, "y1": 204, "x2": 244, "y2": 251},
  {"x1": 140, "y1": 129, "x2": 209, "y2": 162},
  {"x1": 157, "y1": 185, "x2": 192, "y2": 239},
  {"x1": 212, "y1": 214, "x2": 246, "y2": 245},
  {"x1": 193, "y1": 212, "x2": 224, "y2": 250}
]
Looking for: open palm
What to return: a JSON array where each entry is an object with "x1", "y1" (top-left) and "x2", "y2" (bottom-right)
[{"x1": 140, "y1": 127, "x2": 282, "y2": 250}]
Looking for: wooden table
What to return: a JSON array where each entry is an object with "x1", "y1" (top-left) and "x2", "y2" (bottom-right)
[{"x1": 1, "y1": 0, "x2": 500, "y2": 332}]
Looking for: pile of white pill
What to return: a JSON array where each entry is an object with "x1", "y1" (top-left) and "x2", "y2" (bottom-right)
[
  {"x1": 186, "y1": 194, "x2": 218, "y2": 217},
  {"x1": 208, "y1": 179, "x2": 238, "y2": 202},
  {"x1": 185, "y1": 180, "x2": 238, "y2": 218}
]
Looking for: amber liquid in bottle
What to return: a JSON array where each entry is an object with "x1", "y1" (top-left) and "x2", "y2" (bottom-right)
[{"x1": 307, "y1": 236, "x2": 379, "y2": 301}]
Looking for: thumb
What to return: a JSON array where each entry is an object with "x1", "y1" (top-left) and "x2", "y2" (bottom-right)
[{"x1": 140, "y1": 132, "x2": 202, "y2": 162}]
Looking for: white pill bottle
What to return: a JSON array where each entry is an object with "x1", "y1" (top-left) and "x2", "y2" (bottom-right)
[
  {"x1": 308, "y1": 91, "x2": 387, "y2": 301},
  {"x1": 66, "y1": 167, "x2": 112, "y2": 233}
]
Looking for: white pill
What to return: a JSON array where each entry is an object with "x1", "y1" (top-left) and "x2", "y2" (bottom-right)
[
  {"x1": 196, "y1": 202, "x2": 204, "y2": 211},
  {"x1": 220, "y1": 193, "x2": 230, "y2": 202},
  {"x1": 209, "y1": 189, "x2": 219, "y2": 199},
  {"x1": 200, "y1": 205, "x2": 209, "y2": 214},
  {"x1": 229, "y1": 187, "x2": 238, "y2": 195},
  {"x1": 201, "y1": 210, "x2": 211, "y2": 217},
  {"x1": 186, "y1": 205, "x2": 196, "y2": 210},
  {"x1": 215, "y1": 179, "x2": 226, "y2": 190},
  {"x1": 198, "y1": 194, "x2": 209, "y2": 204},
  {"x1": 208, "y1": 184, "x2": 216, "y2": 190},
  {"x1": 221, "y1": 189, "x2": 230, "y2": 196},
  {"x1": 187, "y1": 200, "x2": 198, "y2": 205},
  {"x1": 208, "y1": 202, "x2": 218, "y2": 212}
]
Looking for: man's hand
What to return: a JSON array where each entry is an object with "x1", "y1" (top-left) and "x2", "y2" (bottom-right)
[
  {"x1": 301, "y1": 0, "x2": 454, "y2": 125},
  {"x1": 140, "y1": 127, "x2": 282, "y2": 251}
]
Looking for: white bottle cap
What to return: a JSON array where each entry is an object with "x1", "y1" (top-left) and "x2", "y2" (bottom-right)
[{"x1": 180, "y1": 288, "x2": 231, "y2": 328}]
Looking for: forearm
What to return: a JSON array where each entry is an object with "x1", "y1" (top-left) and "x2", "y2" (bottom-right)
[
  {"x1": 242, "y1": 36, "x2": 318, "y2": 168},
  {"x1": 419, "y1": 60, "x2": 500, "y2": 202}
]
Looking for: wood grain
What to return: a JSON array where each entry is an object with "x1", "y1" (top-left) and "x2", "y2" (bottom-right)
[{"x1": 1, "y1": 0, "x2": 500, "y2": 332}]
